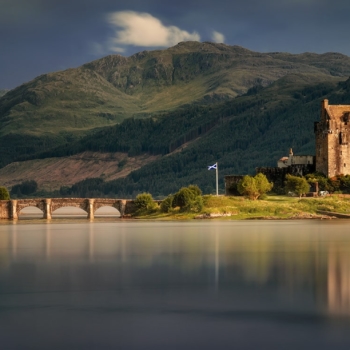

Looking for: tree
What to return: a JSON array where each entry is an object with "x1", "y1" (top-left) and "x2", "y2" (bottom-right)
[
  {"x1": 160, "y1": 195, "x2": 174, "y2": 213},
  {"x1": 173, "y1": 187, "x2": 197, "y2": 209},
  {"x1": 237, "y1": 173, "x2": 273, "y2": 200},
  {"x1": 254, "y1": 173, "x2": 273, "y2": 198},
  {"x1": 285, "y1": 174, "x2": 310, "y2": 198},
  {"x1": 0, "y1": 186, "x2": 10, "y2": 200},
  {"x1": 172, "y1": 185, "x2": 203, "y2": 212},
  {"x1": 134, "y1": 192, "x2": 157, "y2": 212}
]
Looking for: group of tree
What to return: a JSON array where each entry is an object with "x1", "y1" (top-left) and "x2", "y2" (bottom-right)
[
  {"x1": 306, "y1": 173, "x2": 350, "y2": 193},
  {"x1": 8, "y1": 76, "x2": 349, "y2": 198},
  {"x1": 10, "y1": 180, "x2": 38, "y2": 197},
  {"x1": 134, "y1": 185, "x2": 203, "y2": 215},
  {"x1": 235, "y1": 173, "x2": 313, "y2": 199},
  {"x1": 161, "y1": 185, "x2": 203, "y2": 213}
]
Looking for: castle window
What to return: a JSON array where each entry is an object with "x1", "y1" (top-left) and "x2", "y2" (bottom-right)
[
  {"x1": 339, "y1": 132, "x2": 348, "y2": 145},
  {"x1": 345, "y1": 163, "x2": 347, "y2": 167}
]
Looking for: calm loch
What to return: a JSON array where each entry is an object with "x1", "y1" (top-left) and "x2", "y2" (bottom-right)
[{"x1": 1, "y1": 220, "x2": 350, "y2": 349}]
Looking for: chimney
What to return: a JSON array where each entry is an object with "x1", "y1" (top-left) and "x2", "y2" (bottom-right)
[
  {"x1": 289, "y1": 148, "x2": 293, "y2": 156},
  {"x1": 322, "y1": 99, "x2": 329, "y2": 110}
]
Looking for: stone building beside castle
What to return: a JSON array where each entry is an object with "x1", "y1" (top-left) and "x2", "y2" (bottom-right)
[{"x1": 315, "y1": 99, "x2": 350, "y2": 177}]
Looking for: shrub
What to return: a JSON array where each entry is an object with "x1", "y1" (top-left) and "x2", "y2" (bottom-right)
[
  {"x1": 160, "y1": 195, "x2": 174, "y2": 213},
  {"x1": 285, "y1": 174, "x2": 310, "y2": 198},
  {"x1": 172, "y1": 185, "x2": 203, "y2": 212},
  {"x1": 187, "y1": 184, "x2": 202, "y2": 196},
  {"x1": 237, "y1": 173, "x2": 272, "y2": 200},
  {"x1": 173, "y1": 187, "x2": 197, "y2": 210},
  {"x1": 0, "y1": 186, "x2": 10, "y2": 200},
  {"x1": 187, "y1": 195, "x2": 204, "y2": 213},
  {"x1": 134, "y1": 192, "x2": 157, "y2": 212}
]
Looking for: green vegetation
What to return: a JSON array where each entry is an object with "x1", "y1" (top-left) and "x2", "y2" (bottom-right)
[
  {"x1": 285, "y1": 174, "x2": 310, "y2": 198},
  {"x1": 0, "y1": 186, "x2": 10, "y2": 200},
  {"x1": 137, "y1": 194, "x2": 350, "y2": 220},
  {"x1": 44, "y1": 76, "x2": 350, "y2": 197},
  {"x1": 2, "y1": 43, "x2": 350, "y2": 196},
  {"x1": 172, "y1": 185, "x2": 203, "y2": 212},
  {"x1": 237, "y1": 173, "x2": 273, "y2": 200},
  {"x1": 0, "y1": 42, "x2": 350, "y2": 170},
  {"x1": 10, "y1": 180, "x2": 38, "y2": 197},
  {"x1": 134, "y1": 192, "x2": 158, "y2": 214},
  {"x1": 160, "y1": 195, "x2": 174, "y2": 213},
  {"x1": 306, "y1": 173, "x2": 350, "y2": 193}
]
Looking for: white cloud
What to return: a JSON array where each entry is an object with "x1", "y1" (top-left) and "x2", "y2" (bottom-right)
[
  {"x1": 211, "y1": 31, "x2": 225, "y2": 43},
  {"x1": 107, "y1": 11, "x2": 200, "y2": 51}
]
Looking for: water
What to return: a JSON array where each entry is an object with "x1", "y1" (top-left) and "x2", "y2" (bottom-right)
[{"x1": 1, "y1": 220, "x2": 350, "y2": 349}]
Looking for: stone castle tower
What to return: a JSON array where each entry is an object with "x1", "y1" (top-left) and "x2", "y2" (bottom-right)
[{"x1": 315, "y1": 99, "x2": 350, "y2": 177}]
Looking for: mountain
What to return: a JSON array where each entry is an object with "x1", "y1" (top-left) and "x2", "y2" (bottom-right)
[
  {"x1": 1, "y1": 74, "x2": 350, "y2": 196},
  {"x1": 1, "y1": 42, "x2": 350, "y2": 196},
  {"x1": 2, "y1": 42, "x2": 350, "y2": 168},
  {"x1": 0, "y1": 89, "x2": 9, "y2": 97}
]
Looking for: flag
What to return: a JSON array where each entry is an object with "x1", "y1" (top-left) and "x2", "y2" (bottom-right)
[{"x1": 208, "y1": 163, "x2": 217, "y2": 170}]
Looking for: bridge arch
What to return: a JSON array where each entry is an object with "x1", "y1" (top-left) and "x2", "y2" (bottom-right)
[
  {"x1": 18, "y1": 206, "x2": 44, "y2": 219},
  {"x1": 52, "y1": 206, "x2": 88, "y2": 218},
  {"x1": 16, "y1": 199, "x2": 45, "y2": 217},
  {"x1": 51, "y1": 199, "x2": 89, "y2": 213},
  {"x1": 94, "y1": 205, "x2": 121, "y2": 217}
]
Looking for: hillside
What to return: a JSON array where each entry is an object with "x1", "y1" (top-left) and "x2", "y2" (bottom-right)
[
  {"x1": 0, "y1": 89, "x2": 9, "y2": 97},
  {"x1": 2, "y1": 42, "x2": 350, "y2": 167},
  {"x1": 2, "y1": 74, "x2": 350, "y2": 197},
  {"x1": 0, "y1": 151, "x2": 160, "y2": 191}
]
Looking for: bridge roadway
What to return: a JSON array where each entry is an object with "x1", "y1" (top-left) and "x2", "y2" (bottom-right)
[{"x1": 0, "y1": 198, "x2": 137, "y2": 220}]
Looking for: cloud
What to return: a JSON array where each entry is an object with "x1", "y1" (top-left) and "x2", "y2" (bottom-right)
[
  {"x1": 107, "y1": 11, "x2": 200, "y2": 51},
  {"x1": 211, "y1": 31, "x2": 225, "y2": 43}
]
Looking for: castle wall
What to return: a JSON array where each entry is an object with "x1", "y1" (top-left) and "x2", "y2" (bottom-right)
[
  {"x1": 256, "y1": 164, "x2": 315, "y2": 191},
  {"x1": 315, "y1": 100, "x2": 350, "y2": 177},
  {"x1": 224, "y1": 175, "x2": 244, "y2": 195}
]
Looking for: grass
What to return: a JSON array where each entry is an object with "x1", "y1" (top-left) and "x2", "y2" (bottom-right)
[{"x1": 133, "y1": 195, "x2": 350, "y2": 220}]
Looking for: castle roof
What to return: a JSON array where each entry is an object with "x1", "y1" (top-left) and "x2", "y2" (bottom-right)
[{"x1": 326, "y1": 105, "x2": 350, "y2": 119}]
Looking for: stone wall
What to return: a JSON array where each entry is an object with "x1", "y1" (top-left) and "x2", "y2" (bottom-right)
[
  {"x1": 0, "y1": 200, "x2": 11, "y2": 219},
  {"x1": 256, "y1": 164, "x2": 315, "y2": 192},
  {"x1": 315, "y1": 99, "x2": 350, "y2": 177},
  {"x1": 224, "y1": 175, "x2": 244, "y2": 195}
]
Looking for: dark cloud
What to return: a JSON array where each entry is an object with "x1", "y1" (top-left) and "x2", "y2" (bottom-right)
[{"x1": 1, "y1": 0, "x2": 350, "y2": 89}]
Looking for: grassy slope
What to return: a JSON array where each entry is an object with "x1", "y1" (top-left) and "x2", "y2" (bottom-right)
[
  {"x1": 140, "y1": 195, "x2": 350, "y2": 220},
  {"x1": 2, "y1": 42, "x2": 350, "y2": 140},
  {"x1": 2, "y1": 43, "x2": 350, "y2": 191},
  {"x1": 1, "y1": 74, "x2": 348, "y2": 195},
  {"x1": 65, "y1": 75, "x2": 346, "y2": 197}
]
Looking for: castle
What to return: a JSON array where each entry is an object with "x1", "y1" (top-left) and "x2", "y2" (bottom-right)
[
  {"x1": 315, "y1": 99, "x2": 350, "y2": 177},
  {"x1": 225, "y1": 99, "x2": 350, "y2": 194}
]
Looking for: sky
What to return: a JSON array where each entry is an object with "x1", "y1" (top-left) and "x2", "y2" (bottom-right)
[{"x1": 1, "y1": 0, "x2": 350, "y2": 90}]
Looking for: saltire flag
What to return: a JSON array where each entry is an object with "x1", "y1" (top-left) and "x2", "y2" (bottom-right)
[{"x1": 208, "y1": 163, "x2": 217, "y2": 170}]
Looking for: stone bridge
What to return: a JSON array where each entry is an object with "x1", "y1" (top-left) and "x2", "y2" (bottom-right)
[{"x1": 0, "y1": 198, "x2": 137, "y2": 220}]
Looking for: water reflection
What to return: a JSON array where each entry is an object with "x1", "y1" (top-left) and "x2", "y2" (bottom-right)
[
  {"x1": 328, "y1": 244, "x2": 350, "y2": 315},
  {"x1": 1, "y1": 221, "x2": 350, "y2": 349}
]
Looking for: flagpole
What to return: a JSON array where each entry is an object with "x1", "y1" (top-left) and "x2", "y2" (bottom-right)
[{"x1": 216, "y1": 162, "x2": 218, "y2": 196}]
